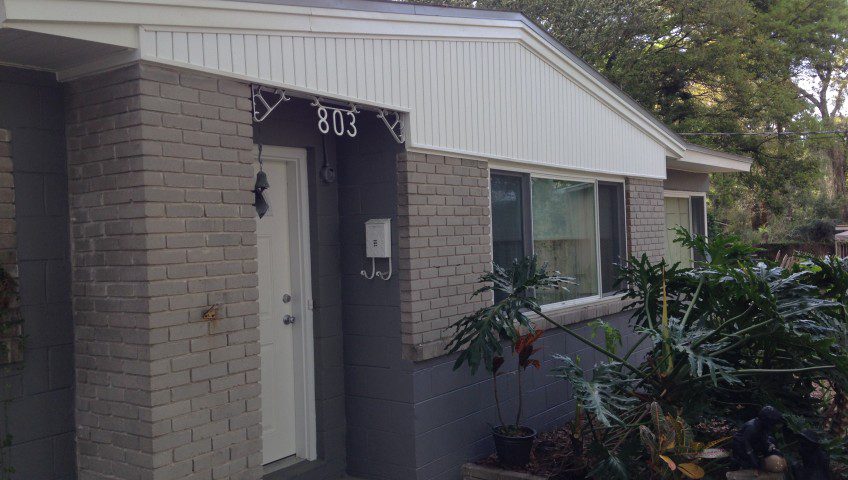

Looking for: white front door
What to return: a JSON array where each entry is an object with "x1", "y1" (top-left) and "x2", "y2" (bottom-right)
[{"x1": 256, "y1": 147, "x2": 315, "y2": 465}]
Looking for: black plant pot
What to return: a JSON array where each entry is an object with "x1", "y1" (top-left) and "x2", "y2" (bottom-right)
[{"x1": 492, "y1": 425, "x2": 536, "y2": 468}]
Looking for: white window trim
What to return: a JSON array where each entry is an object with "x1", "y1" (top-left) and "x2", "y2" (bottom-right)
[
  {"x1": 490, "y1": 167, "x2": 628, "y2": 313},
  {"x1": 489, "y1": 159, "x2": 626, "y2": 183}
]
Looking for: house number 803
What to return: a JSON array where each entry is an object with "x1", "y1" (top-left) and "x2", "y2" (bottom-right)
[{"x1": 316, "y1": 104, "x2": 358, "y2": 138}]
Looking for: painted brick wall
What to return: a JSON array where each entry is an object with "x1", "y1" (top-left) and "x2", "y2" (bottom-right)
[
  {"x1": 0, "y1": 65, "x2": 75, "y2": 479},
  {"x1": 397, "y1": 152, "x2": 492, "y2": 361},
  {"x1": 66, "y1": 62, "x2": 262, "y2": 480},
  {"x1": 0, "y1": 129, "x2": 15, "y2": 275},
  {"x1": 0, "y1": 128, "x2": 20, "y2": 364},
  {"x1": 625, "y1": 178, "x2": 665, "y2": 262}
]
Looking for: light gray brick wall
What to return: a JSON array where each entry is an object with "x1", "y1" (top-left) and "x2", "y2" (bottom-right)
[
  {"x1": 397, "y1": 152, "x2": 493, "y2": 361},
  {"x1": 625, "y1": 178, "x2": 665, "y2": 262},
  {"x1": 66, "y1": 62, "x2": 261, "y2": 480}
]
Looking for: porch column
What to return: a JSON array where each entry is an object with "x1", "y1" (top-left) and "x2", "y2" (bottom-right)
[{"x1": 66, "y1": 63, "x2": 262, "y2": 479}]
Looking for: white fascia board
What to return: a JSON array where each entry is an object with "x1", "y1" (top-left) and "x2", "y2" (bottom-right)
[
  {"x1": 670, "y1": 147, "x2": 752, "y2": 173},
  {"x1": 2, "y1": 0, "x2": 686, "y2": 157}
]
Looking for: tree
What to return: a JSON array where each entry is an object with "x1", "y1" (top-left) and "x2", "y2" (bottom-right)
[
  {"x1": 769, "y1": 0, "x2": 848, "y2": 214},
  {"x1": 413, "y1": 0, "x2": 848, "y2": 231}
]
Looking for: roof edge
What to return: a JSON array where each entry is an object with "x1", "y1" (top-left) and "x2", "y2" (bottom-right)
[
  {"x1": 685, "y1": 143, "x2": 753, "y2": 165},
  {"x1": 224, "y1": 0, "x2": 687, "y2": 150},
  {"x1": 671, "y1": 142, "x2": 753, "y2": 173}
]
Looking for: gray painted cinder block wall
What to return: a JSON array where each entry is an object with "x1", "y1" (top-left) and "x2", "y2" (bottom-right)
[
  {"x1": 0, "y1": 65, "x2": 75, "y2": 479},
  {"x1": 411, "y1": 310, "x2": 645, "y2": 480},
  {"x1": 336, "y1": 115, "x2": 411, "y2": 479}
]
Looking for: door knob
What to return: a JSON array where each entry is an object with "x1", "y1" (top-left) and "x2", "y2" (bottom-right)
[
  {"x1": 282, "y1": 293, "x2": 292, "y2": 304},
  {"x1": 283, "y1": 314, "x2": 296, "y2": 325}
]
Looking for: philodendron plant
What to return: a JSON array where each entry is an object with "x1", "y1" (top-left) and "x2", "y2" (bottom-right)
[
  {"x1": 446, "y1": 255, "x2": 574, "y2": 436},
  {"x1": 446, "y1": 232, "x2": 847, "y2": 477}
]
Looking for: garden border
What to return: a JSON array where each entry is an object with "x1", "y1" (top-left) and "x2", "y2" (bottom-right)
[{"x1": 461, "y1": 463, "x2": 548, "y2": 480}]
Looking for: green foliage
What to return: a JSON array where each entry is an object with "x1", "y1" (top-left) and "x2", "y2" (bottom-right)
[
  {"x1": 448, "y1": 229, "x2": 848, "y2": 477},
  {"x1": 446, "y1": 255, "x2": 574, "y2": 374},
  {"x1": 552, "y1": 356, "x2": 637, "y2": 427},
  {"x1": 590, "y1": 319, "x2": 623, "y2": 358},
  {"x1": 446, "y1": 256, "x2": 572, "y2": 433}
]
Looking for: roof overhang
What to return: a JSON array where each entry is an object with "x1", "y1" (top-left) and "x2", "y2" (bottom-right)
[
  {"x1": 0, "y1": 0, "x2": 687, "y2": 160},
  {"x1": 669, "y1": 143, "x2": 753, "y2": 173},
  {"x1": 0, "y1": 0, "x2": 750, "y2": 176}
]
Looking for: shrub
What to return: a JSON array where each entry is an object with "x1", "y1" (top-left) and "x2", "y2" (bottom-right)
[{"x1": 448, "y1": 229, "x2": 848, "y2": 478}]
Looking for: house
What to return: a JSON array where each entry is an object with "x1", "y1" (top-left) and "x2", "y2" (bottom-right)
[{"x1": 0, "y1": 0, "x2": 752, "y2": 479}]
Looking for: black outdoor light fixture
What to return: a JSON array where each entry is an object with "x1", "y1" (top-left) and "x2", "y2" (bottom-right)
[{"x1": 253, "y1": 142, "x2": 270, "y2": 218}]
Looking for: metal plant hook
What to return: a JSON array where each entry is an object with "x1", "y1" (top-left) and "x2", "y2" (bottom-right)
[
  {"x1": 252, "y1": 84, "x2": 290, "y2": 122},
  {"x1": 377, "y1": 109, "x2": 405, "y2": 144}
]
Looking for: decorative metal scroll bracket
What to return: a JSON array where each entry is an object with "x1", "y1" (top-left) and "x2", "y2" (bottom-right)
[
  {"x1": 252, "y1": 85, "x2": 290, "y2": 122},
  {"x1": 377, "y1": 109, "x2": 405, "y2": 144}
]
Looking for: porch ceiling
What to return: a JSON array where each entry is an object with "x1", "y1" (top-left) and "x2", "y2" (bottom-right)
[{"x1": 0, "y1": 28, "x2": 131, "y2": 74}]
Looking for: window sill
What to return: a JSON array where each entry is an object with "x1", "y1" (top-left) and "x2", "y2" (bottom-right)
[{"x1": 527, "y1": 293, "x2": 631, "y2": 329}]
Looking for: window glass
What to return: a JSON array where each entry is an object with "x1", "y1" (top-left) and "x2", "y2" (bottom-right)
[
  {"x1": 664, "y1": 197, "x2": 692, "y2": 267},
  {"x1": 598, "y1": 182, "x2": 626, "y2": 294},
  {"x1": 690, "y1": 196, "x2": 706, "y2": 262},
  {"x1": 491, "y1": 174, "x2": 526, "y2": 269},
  {"x1": 531, "y1": 178, "x2": 599, "y2": 304}
]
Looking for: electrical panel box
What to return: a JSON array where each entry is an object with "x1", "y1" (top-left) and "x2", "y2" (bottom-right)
[{"x1": 365, "y1": 218, "x2": 391, "y2": 258}]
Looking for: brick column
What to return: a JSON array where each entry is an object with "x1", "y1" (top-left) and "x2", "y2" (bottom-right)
[
  {"x1": 625, "y1": 178, "x2": 665, "y2": 262},
  {"x1": 396, "y1": 152, "x2": 492, "y2": 361},
  {"x1": 66, "y1": 63, "x2": 261, "y2": 479}
]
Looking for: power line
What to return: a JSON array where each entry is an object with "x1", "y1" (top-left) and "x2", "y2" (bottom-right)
[{"x1": 680, "y1": 130, "x2": 848, "y2": 137}]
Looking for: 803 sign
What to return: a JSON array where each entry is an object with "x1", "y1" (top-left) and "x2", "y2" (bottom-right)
[{"x1": 313, "y1": 101, "x2": 358, "y2": 138}]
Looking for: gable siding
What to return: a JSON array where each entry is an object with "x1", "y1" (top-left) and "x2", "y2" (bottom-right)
[{"x1": 141, "y1": 30, "x2": 667, "y2": 179}]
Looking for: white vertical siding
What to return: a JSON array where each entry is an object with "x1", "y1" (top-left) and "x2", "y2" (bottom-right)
[{"x1": 141, "y1": 28, "x2": 665, "y2": 178}]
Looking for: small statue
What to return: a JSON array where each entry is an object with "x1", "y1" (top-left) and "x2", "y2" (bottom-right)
[
  {"x1": 731, "y1": 406, "x2": 786, "y2": 472},
  {"x1": 791, "y1": 429, "x2": 830, "y2": 480}
]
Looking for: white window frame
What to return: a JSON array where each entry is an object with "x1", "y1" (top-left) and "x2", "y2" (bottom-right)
[{"x1": 489, "y1": 164, "x2": 628, "y2": 313}]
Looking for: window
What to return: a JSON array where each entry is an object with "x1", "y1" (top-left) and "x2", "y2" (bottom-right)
[
  {"x1": 491, "y1": 173, "x2": 529, "y2": 271},
  {"x1": 664, "y1": 194, "x2": 708, "y2": 267},
  {"x1": 491, "y1": 171, "x2": 627, "y2": 307},
  {"x1": 598, "y1": 182, "x2": 627, "y2": 295}
]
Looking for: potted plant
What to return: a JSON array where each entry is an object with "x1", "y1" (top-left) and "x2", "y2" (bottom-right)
[
  {"x1": 489, "y1": 330, "x2": 545, "y2": 466},
  {"x1": 446, "y1": 255, "x2": 573, "y2": 467}
]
